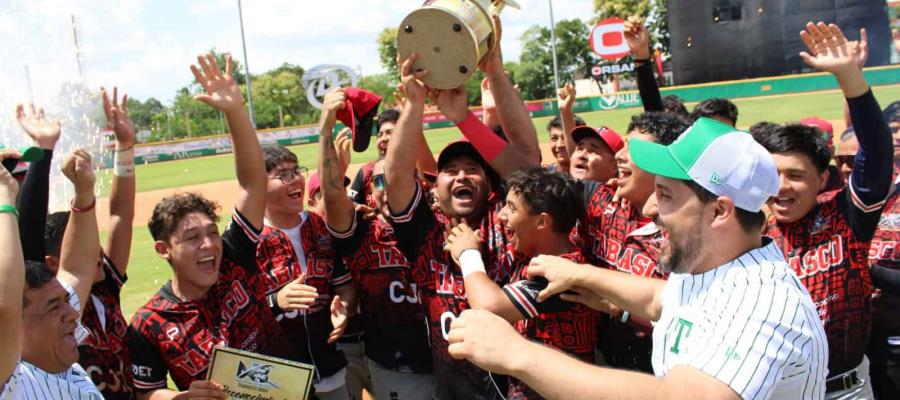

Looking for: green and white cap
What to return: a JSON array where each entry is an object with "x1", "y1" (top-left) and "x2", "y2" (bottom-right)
[{"x1": 629, "y1": 117, "x2": 779, "y2": 212}]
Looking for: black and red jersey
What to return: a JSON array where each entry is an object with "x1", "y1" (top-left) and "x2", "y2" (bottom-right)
[
  {"x1": 766, "y1": 187, "x2": 885, "y2": 376},
  {"x1": 576, "y1": 180, "x2": 667, "y2": 372},
  {"x1": 390, "y1": 181, "x2": 513, "y2": 400},
  {"x1": 329, "y1": 211, "x2": 432, "y2": 373},
  {"x1": 502, "y1": 248, "x2": 600, "y2": 400},
  {"x1": 255, "y1": 211, "x2": 351, "y2": 381},
  {"x1": 79, "y1": 255, "x2": 134, "y2": 399},
  {"x1": 128, "y1": 211, "x2": 295, "y2": 391},
  {"x1": 868, "y1": 184, "x2": 900, "y2": 342}
]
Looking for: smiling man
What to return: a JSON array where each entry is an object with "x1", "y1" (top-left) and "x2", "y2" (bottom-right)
[{"x1": 567, "y1": 125, "x2": 623, "y2": 182}]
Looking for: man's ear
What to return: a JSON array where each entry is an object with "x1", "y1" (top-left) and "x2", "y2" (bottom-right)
[
  {"x1": 154, "y1": 240, "x2": 172, "y2": 262},
  {"x1": 817, "y1": 167, "x2": 831, "y2": 192},
  {"x1": 537, "y1": 212, "x2": 553, "y2": 231},
  {"x1": 44, "y1": 255, "x2": 60, "y2": 272},
  {"x1": 711, "y1": 197, "x2": 736, "y2": 229}
]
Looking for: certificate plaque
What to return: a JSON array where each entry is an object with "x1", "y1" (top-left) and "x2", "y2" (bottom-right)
[{"x1": 208, "y1": 347, "x2": 315, "y2": 400}]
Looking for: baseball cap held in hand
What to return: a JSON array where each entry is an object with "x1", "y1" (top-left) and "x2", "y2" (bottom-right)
[
  {"x1": 336, "y1": 88, "x2": 382, "y2": 152},
  {"x1": 629, "y1": 117, "x2": 779, "y2": 212}
]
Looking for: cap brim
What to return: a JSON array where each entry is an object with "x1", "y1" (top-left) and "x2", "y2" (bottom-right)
[
  {"x1": 18, "y1": 146, "x2": 44, "y2": 162},
  {"x1": 629, "y1": 138, "x2": 691, "y2": 180},
  {"x1": 352, "y1": 102, "x2": 380, "y2": 152}
]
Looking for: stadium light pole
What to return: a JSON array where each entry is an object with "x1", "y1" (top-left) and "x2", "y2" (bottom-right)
[
  {"x1": 548, "y1": 0, "x2": 561, "y2": 93},
  {"x1": 237, "y1": 0, "x2": 256, "y2": 127}
]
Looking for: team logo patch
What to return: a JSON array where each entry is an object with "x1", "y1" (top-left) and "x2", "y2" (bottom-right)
[
  {"x1": 236, "y1": 361, "x2": 279, "y2": 390},
  {"x1": 879, "y1": 213, "x2": 900, "y2": 229}
]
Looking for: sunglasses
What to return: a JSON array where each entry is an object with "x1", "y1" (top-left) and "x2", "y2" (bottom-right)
[
  {"x1": 270, "y1": 166, "x2": 309, "y2": 184},
  {"x1": 834, "y1": 156, "x2": 854, "y2": 167},
  {"x1": 373, "y1": 173, "x2": 385, "y2": 191}
]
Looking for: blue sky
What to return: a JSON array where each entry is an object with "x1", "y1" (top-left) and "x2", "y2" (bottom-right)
[{"x1": 0, "y1": 0, "x2": 593, "y2": 106}]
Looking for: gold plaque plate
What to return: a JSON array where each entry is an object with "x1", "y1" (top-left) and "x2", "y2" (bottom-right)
[{"x1": 207, "y1": 347, "x2": 315, "y2": 400}]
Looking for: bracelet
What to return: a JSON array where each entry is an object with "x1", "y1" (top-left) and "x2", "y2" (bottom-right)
[
  {"x1": 115, "y1": 144, "x2": 134, "y2": 152},
  {"x1": 620, "y1": 310, "x2": 630, "y2": 323},
  {"x1": 0, "y1": 205, "x2": 18, "y2": 220},
  {"x1": 70, "y1": 198, "x2": 96, "y2": 213},
  {"x1": 114, "y1": 147, "x2": 135, "y2": 177},
  {"x1": 459, "y1": 248, "x2": 486, "y2": 277}
]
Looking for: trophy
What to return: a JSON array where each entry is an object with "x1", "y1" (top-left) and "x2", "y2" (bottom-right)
[{"x1": 397, "y1": 0, "x2": 520, "y2": 90}]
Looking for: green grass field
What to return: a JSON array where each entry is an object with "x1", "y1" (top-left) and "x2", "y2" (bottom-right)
[{"x1": 114, "y1": 86, "x2": 900, "y2": 318}]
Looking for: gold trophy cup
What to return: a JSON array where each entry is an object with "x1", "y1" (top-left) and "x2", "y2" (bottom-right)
[{"x1": 397, "y1": 0, "x2": 519, "y2": 90}]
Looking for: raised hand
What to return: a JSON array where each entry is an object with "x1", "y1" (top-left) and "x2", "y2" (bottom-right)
[
  {"x1": 481, "y1": 78, "x2": 496, "y2": 112},
  {"x1": 623, "y1": 16, "x2": 651, "y2": 60},
  {"x1": 101, "y1": 87, "x2": 136, "y2": 148},
  {"x1": 852, "y1": 28, "x2": 869, "y2": 69},
  {"x1": 275, "y1": 274, "x2": 318, "y2": 311},
  {"x1": 478, "y1": 15, "x2": 505, "y2": 76},
  {"x1": 16, "y1": 103, "x2": 61, "y2": 150},
  {"x1": 0, "y1": 150, "x2": 22, "y2": 205},
  {"x1": 328, "y1": 295, "x2": 349, "y2": 344},
  {"x1": 399, "y1": 52, "x2": 429, "y2": 107},
  {"x1": 557, "y1": 83, "x2": 576, "y2": 113},
  {"x1": 61, "y1": 149, "x2": 96, "y2": 196},
  {"x1": 432, "y1": 86, "x2": 469, "y2": 124},
  {"x1": 190, "y1": 53, "x2": 244, "y2": 114},
  {"x1": 798, "y1": 22, "x2": 863, "y2": 74},
  {"x1": 335, "y1": 128, "x2": 352, "y2": 175},
  {"x1": 445, "y1": 220, "x2": 482, "y2": 264},
  {"x1": 320, "y1": 88, "x2": 347, "y2": 128},
  {"x1": 893, "y1": 29, "x2": 900, "y2": 54}
]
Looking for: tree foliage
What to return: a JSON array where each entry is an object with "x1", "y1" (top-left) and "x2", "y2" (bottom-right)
[{"x1": 377, "y1": 27, "x2": 399, "y2": 78}]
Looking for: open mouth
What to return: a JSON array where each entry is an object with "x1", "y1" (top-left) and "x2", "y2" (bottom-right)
[
  {"x1": 287, "y1": 189, "x2": 303, "y2": 200},
  {"x1": 198, "y1": 256, "x2": 217, "y2": 273},
  {"x1": 618, "y1": 166, "x2": 632, "y2": 182},
  {"x1": 772, "y1": 197, "x2": 795, "y2": 210}
]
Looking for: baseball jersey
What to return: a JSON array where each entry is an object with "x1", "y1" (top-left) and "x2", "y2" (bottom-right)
[
  {"x1": 502, "y1": 248, "x2": 601, "y2": 400},
  {"x1": 576, "y1": 180, "x2": 668, "y2": 372},
  {"x1": 328, "y1": 211, "x2": 432, "y2": 373},
  {"x1": 766, "y1": 185, "x2": 884, "y2": 376},
  {"x1": 79, "y1": 255, "x2": 133, "y2": 399},
  {"x1": 128, "y1": 210, "x2": 296, "y2": 391},
  {"x1": 390, "y1": 181, "x2": 513, "y2": 400},
  {"x1": 348, "y1": 161, "x2": 375, "y2": 206},
  {"x1": 1, "y1": 282, "x2": 102, "y2": 399},
  {"x1": 868, "y1": 183, "x2": 900, "y2": 344},
  {"x1": 652, "y1": 239, "x2": 828, "y2": 400},
  {"x1": 255, "y1": 212, "x2": 351, "y2": 385}
]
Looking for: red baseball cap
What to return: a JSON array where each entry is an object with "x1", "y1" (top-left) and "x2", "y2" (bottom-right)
[
  {"x1": 437, "y1": 138, "x2": 501, "y2": 190},
  {"x1": 571, "y1": 126, "x2": 624, "y2": 153},
  {"x1": 336, "y1": 88, "x2": 382, "y2": 153},
  {"x1": 800, "y1": 116, "x2": 833, "y2": 135}
]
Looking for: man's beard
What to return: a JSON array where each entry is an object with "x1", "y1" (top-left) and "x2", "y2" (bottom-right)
[{"x1": 660, "y1": 223, "x2": 702, "y2": 274}]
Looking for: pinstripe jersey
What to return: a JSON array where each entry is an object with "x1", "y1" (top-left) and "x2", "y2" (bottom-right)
[{"x1": 652, "y1": 239, "x2": 828, "y2": 400}]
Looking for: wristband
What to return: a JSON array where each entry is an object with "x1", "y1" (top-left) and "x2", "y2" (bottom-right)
[
  {"x1": 456, "y1": 112, "x2": 507, "y2": 162},
  {"x1": 459, "y1": 248, "x2": 486, "y2": 277},
  {"x1": 633, "y1": 57, "x2": 651, "y2": 63},
  {"x1": 114, "y1": 147, "x2": 135, "y2": 177},
  {"x1": 620, "y1": 310, "x2": 630, "y2": 323},
  {"x1": 70, "y1": 198, "x2": 96, "y2": 213},
  {"x1": 0, "y1": 205, "x2": 18, "y2": 220}
]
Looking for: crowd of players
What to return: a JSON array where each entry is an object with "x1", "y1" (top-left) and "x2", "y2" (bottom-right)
[{"x1": 0, "y1": 15, "x2": 899, "y2": 400}]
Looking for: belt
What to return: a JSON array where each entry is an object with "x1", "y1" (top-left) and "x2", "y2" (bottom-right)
[
  {"x1": 825, "y1": 370, "x2": 861, "y2": 393},
  {"x1": 338, "y1": 333, "x2": 363, "y2": 344}
]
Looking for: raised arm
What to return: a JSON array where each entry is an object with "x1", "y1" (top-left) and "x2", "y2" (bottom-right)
[
  {"x1": 480, "y1": 15, "x2": 541, "y2": 165},
  {"x1": 318, "y1": 89, "x2": 356, "y2": 232},
  {"x1": 527, "y1": 255, "x2": 665, "y2": 322},
  {"x1": 57, "y1": 150, "x2": 101, "y2": 314},
  {"x1": 557, "y1": 84, "x2": 577, "y2": 161},
  {"x1": 386, "y1": 53, "x2": 428, "y2": 214},
  {"x1": 191, "y1": 53, "x2": 266, "y2": 229},
  {"x1": 800, "y1": 22, "x2": 892, "y2": 238},
  {"x1": 624, "y1": 16, "x2": 663, "y2": 112},
  {"x1": 102, "y1": 87, "x2": 137, "y2": 274},
  {"x1": 0, "y1": 149, "x2": 24, "y2": 384},
  {"x1": 15, "y1": 103, "x2": 60, "y2": 261}
]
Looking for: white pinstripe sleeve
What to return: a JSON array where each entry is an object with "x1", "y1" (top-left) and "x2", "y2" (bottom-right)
[{"x1": 687, "y1": 283, "x2": 816, "y2": 400}]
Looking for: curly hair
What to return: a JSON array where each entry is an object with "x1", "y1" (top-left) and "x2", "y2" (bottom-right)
[
  {"x1": 752, "y1": 123, "x2": 831, "y2": 173},
  {"x1": 505, "y1": 167, "x2": 579, "y2": 233},
  {"x1": 148, "y1": 193, "x2": 220, "y2": 242},
  {"x1": 662, "y1": 95, "x2": 688, "y2": 116},
  {"x1": 690, "y1": 98, "x2": 739, "y2": 126},
  {"x1": 627, "y1": 112, "x2": 691, "y2": 146},
  {"x1": 262, "y1": 145, "x2": 298, "y2": 173}
]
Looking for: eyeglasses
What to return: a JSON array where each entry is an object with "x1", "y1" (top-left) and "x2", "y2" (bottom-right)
[
  {"x1": 270, "y1": 166, "x2": 308, "y2": 184},
  {"x1": 372, "y1": 173, "x2": 385, "y2": 191},
  {"x1": 834, "y1": 156, "x2": 854, "y2": 167}
]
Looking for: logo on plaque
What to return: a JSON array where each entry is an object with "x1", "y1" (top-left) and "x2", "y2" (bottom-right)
[{"x1": 236, "y1": 361, "x2": 279, "y2": 390}]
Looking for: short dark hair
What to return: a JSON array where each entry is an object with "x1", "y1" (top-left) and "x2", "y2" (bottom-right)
[
  {"x1": 148, "y1": 193, "x2": 220, "y2": 243},
  {"x1": 627, "y1": 112, "x2": 691, "y2": 146},
  {"x1": 690, "y1": 98, "x2": 738, "y2": 125},
  {"x1": 24, "y1": 260, "x2": 56, "y2": 307},
  {"x1": 505, "y1": 167, "x2": 579, "y2": 233},
  {"x1": 262, "y1": 145, "x2": 298, "y2": 173},
  {"x1": 883, "y1": 100, "x2": 900, "y2": 124},
  {"x1": 45, "y1": 211, "x2": 71, "y2": 258},
  {"x1": 682, "y1": 179, "x2": 766, "y2": 234},
  {"x1": 547, "y1": 114, "x2": 586, "y2": 132},
  {"x1": 662, "y1": 95, "x2": 688, "y2": 116},
  {"x1": 749, "y1": 121, "x2": 781, "y2": 139},
  {"x1": 377, "y1": 109, "x2": 401, "y2": 130},
  {"x1": 752, "y1": 123, "x2": 831, "y2": 173}
]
